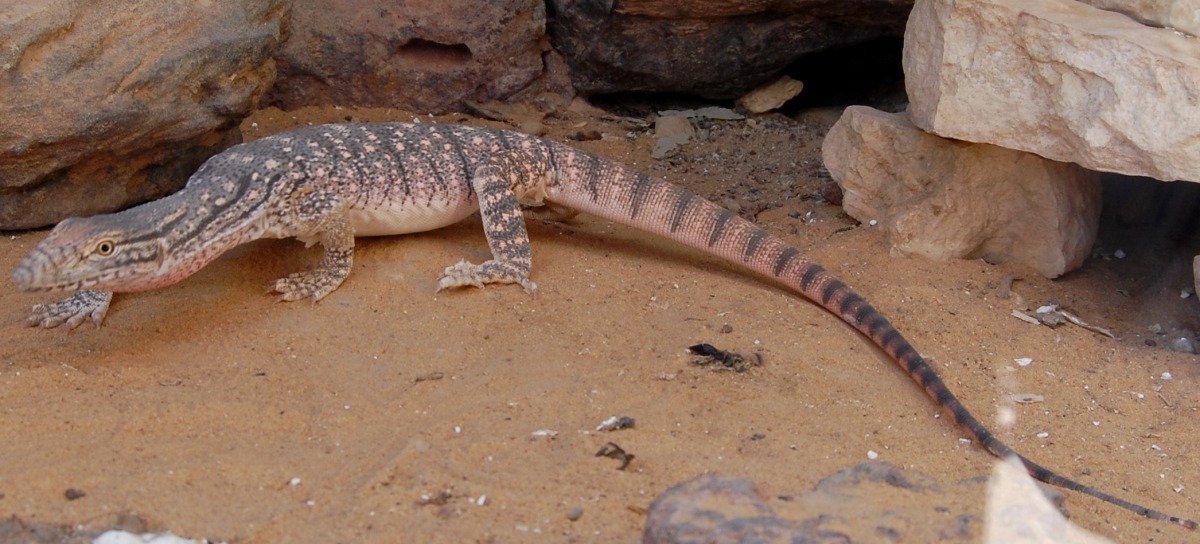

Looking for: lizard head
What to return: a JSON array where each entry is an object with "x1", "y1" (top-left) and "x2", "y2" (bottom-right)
[{"x1": 12, "y1": 214, "x2": 169, "y2": 293}]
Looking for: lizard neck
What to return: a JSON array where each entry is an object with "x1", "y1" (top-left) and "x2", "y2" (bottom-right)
[
  {"x1": 109, "y1": 179, "x2": 273, "y2": 291},
  {"x1": 162, "y1": 183, "x2": 274, "y2": 287}
]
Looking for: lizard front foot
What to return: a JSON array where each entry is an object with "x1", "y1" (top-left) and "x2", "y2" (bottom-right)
[
  {"x1": 25, "y1": 290, "x2": 113, "y2": 329},
  {"x1": 436, "y1": 260, "x2": 537, "y2": 294},
  {"x1": 270, "y1": 269, "x2": 345, "y2": 302}
]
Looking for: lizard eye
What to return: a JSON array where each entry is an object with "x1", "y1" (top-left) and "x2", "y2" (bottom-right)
[{"x1": 95, "y1": 240, "x2": 116, "y2": 256}]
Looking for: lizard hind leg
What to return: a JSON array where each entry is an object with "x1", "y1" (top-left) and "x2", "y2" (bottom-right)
[{"x1": 436, "y1": 163, "x2": 538, "y2": 295}]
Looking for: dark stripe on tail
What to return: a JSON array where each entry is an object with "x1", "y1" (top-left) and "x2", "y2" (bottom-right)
[
  {"x1": 773, "y1": 247, "x2": 800, "y2": 277},
  {"x1": 668, "y1": 191, "x2": 696, "y2": 233},
  {"x1": 742, "y1": 230, "x2": 768, "y2": 262},
  {"x1": 628, "y1": 173, "x2": 654, "y2": 220},
  {"x1": 707, "y1": 210, "x2": 734, "y2": 248}
]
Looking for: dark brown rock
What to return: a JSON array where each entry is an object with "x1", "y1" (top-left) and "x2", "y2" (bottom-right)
[
  {"x1": 268, "y1": 0, "x2": 547, "y2": 114},
  {"x1": 644, "y1": 464, "x2": 986, "y2": 543},
  {"x1": 642, "y1": 475, "x2": 850, "y2": 544},
  {"x1": 548, "y1": 0, "x2": 913, "y2": 98},
  {"x1": 0, "y1": 0, "x2": 285, "y2": 230}
]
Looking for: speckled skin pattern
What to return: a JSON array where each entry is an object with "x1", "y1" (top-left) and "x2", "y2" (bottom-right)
[{"x1": 11, "y1": 122, "x2": 1195, "y2": 528}]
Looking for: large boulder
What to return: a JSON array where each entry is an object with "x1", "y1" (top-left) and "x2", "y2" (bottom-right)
[
  {"x1": 0, "y1": 0, "x2": 284, "y2": 230},
  {"x1": 1077, "y1": 0, "x2": 1200, "y2": 35},
  {"x1": 267, "y1": 0, "x2": 547, "y2": 114},
  {"x1": 904, "y1": 0, "x2": 1200, "y2": 182},
  {"x1": 548, "y1": 0, "x2": 913, "y2": 99},
  {"x1": 823, "y1": 106, "x2": 1101, "y2": 278}
]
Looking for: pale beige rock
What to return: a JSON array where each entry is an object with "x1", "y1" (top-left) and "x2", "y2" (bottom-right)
[
  {"x1": 736, "y1": 76, "x2": 805, "y2": 114},
  {"x1": 1193, "y1": 255, "x2": 1200, "y2": 299},
  {"x1": 1078, "y1": 0, "x2": 1200, "y2": 35},
  {"x1": 904, "y1": 0, "x2": 1200, "y2": 182},
  {"x1": 985, "y1": 458, "x2": 1113, "y2": 544},
  {"x1": 822, "y1": 106, "x2": 1101, "y2": 278},
  {"x1": 652, "y1": 114, "x2": 696, "y2": 159}
]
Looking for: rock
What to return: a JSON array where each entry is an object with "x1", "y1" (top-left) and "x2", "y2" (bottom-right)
[
  {"x1": 1167, "y1": 336, "x2": 1195, "y2": 354},
  {"x1": 1194, "y1": 255, "x2": 1200, "y2": 301},
  {"x1": 651, "y1": 115, "x2": 696, "y2": 159},
  {"x1": 736, "y1": 76, "x2": 806, "y2": 114},
  {"x1": 645, "y1": 463, "x2": 985, "y2": 543},
  {"x1": 548, "y1": 0, "x2": 912, "y2": 98},
  {"x1": 1077, "y1": 0, "x2": 1200, "y2": 35},
  {"x1": 822, "y1": 106, "x2": 1101, "y2": 278},
  {"x1": 904, "y1": 0, "x2": 1200, "y2": 182},
  {"x1": 659, "y1": 107, "x2": 745, "y2": 122},
  {"x1": 986, "y1": 458, "x2": 1112, "y2": 544},
  {"x1": 268, "y1": 0, "x2": 546, "y2": 114},
  {"x1": 0, "y1": 0, "x2": 284, "y2": 229},
  {"x1": 642, "y1": 475, "x2": 848, "y2": 544},
  {"x1": 812, "y1": 460, "x2": 936, "y2": 493}
]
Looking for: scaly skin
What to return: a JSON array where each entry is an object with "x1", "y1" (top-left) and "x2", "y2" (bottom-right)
[{"x1": 11, "y1": 122, "x2": 1196, "y2": 529}]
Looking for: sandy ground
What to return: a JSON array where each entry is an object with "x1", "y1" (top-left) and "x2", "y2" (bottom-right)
[{"x1": 1, "y1": 104, "x2": 1197, "y2": 543}]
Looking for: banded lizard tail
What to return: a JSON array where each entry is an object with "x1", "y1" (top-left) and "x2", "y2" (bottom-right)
[{"x1": 11, "y1": 122, "x2": 1196, "y2": 529}]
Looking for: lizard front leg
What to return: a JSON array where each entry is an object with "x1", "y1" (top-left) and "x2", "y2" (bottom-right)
[
  {"x1": 271, "y1": 188, "x2": 355, "y2": 302},
  {"x1": 25, "y1": 289, "x2": 114, "y2": 329},
  {"x1": 436, "y1": 163, "x2": 538, "y2": 294}
]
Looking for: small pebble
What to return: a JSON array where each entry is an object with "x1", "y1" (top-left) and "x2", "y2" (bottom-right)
[
  {"x1": 567, "y1": 505, "x2": 584, "y2": 521},
  {"x1": 1113, "y1": 249, "x2": 1126, "y2": 259},
  {"x1": 1167, "y1": 337, "x2": 1195, "y2": 354},
  {"x1": 867, "y1": 450, "x2": 879, "y2": 460}
]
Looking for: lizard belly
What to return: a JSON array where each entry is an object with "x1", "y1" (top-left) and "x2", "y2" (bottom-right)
[{"x1": 348, "y1": 198, "x2": 479, "y2": 237}]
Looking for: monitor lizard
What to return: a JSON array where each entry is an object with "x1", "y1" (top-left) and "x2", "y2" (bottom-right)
[{"x1": 10, "y1": 121, "x2": 1196, "y2": 529}]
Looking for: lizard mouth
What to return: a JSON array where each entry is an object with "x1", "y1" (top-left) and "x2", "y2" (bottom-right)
[{"x1": 10, "y1": 263, "x2": 83, "y2": 293}]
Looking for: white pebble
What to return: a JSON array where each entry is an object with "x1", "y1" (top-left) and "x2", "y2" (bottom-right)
[
  {"x1": 93, "y1": 532, "x2": 197, "y2": 544},
  {"x1": 1014, "y1": 357, "x2": 1033, "y2": 367},
  {"x1": 1036, "y1": 432, "x2": 1050, "y2": 438},
  {"x1": 1113, "y1": 249, "x2": 1126, "y2": 259},
  {"x1": 1162, "y1": 372, "x2": 1173, "y2": 380},
  {"x1": 867, "y1": 450, "x2": 879, "y2": 460},
  {"x1": 288, "y1": 477, "x2": 301, "y2": 486}
]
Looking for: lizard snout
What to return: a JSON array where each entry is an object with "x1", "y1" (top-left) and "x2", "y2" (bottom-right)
[{"x1": 11, "y1": 262, "x2": 35, "y2": 291}]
